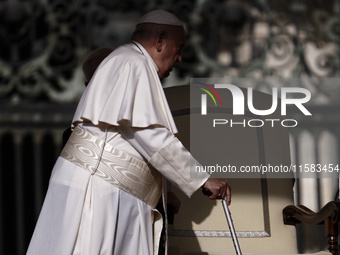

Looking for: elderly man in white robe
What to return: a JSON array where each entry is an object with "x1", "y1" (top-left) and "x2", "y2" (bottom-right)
[{"x1": 27, "y1": 9, "x2": 231, "y2": 255}]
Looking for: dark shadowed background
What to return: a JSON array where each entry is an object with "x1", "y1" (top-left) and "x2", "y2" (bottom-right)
[{"x1": 0, "y1": 0, "x2": 339, "y2": 254}]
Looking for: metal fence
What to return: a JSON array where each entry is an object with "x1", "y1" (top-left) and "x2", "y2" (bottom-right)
[{"x1": 0, "y1": 103, "x2": 76, "y2": 255}]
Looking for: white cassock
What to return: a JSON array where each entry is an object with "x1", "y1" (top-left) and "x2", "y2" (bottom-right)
[{"x1": 27, "y1": 42, "x2": 210, "y2": 255}]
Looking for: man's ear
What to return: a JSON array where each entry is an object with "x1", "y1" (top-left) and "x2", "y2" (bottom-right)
[{"x1": 155, "y1": 32, "x2": 165, "y2": 52}]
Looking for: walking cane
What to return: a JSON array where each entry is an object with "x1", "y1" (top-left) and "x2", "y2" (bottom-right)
[{"x1": 202, "y1": 188, "x2": 242, "y2": 255}]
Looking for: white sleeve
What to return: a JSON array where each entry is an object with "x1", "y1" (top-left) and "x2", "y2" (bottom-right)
[{"x1": 117, "y1": 125, "x2": 210, "y2": 197}]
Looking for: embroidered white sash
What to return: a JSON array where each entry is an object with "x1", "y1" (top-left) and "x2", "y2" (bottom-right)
[{"x1": 60, "y1": 126, "x2": 162, "y2": 208}]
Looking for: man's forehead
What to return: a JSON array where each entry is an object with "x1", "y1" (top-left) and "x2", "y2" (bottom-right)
[
  {"x1": 175, "y1": 28, "x2": 186, "y2": 45},
  {"x1": 177, "y1": 39, "x2": 186, "y2": 48}
]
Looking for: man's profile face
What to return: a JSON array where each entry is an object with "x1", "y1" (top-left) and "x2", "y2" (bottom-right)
[{"x1": 157, "y1": 27, "x2": 186, "y2": 80}]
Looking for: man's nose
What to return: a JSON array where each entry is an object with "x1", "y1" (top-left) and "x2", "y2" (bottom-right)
[{"x1": 177, "y1": 55, "x2": 182, "y2": 63}]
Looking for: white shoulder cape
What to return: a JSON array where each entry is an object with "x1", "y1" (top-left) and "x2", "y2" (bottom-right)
[{"x1": 72, "y1": 42, "x2": 178, "y2": 134}]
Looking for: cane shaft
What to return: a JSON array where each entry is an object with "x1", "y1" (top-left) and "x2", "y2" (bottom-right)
[{"x1": 222, "y1": 200, "x2": 242, "y2": 255}]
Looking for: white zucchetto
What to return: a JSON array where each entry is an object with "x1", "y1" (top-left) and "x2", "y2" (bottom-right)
[{"x1": 137, "y1": 10, "x2": 183, "y2": 27}]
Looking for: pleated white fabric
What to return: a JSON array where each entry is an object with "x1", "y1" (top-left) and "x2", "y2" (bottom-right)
[
  {"x1": 72, "y1": 42, "x2": 178, "y2": 134},
  {"x1": 27, "y1": 157, "x2": 154, "y2": 255}
]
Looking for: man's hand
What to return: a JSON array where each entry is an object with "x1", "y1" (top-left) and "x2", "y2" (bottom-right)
[{"x1": 203, "y1": 178, "x2": 231, "y2": 205}]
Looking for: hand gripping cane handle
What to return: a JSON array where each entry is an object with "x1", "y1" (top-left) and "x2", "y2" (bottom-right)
[{"x1": 202, "y1": 188, "x2": 242, "y2": 255}]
